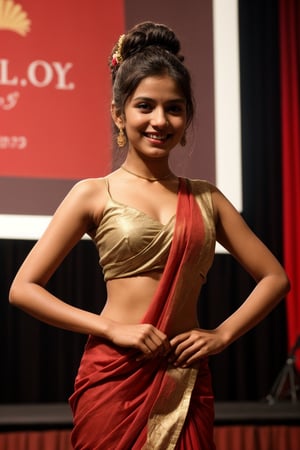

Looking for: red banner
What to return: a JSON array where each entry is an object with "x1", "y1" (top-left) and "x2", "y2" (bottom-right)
[{"x1": 0, "y1": 0, "x2": 124, "y2": 179}]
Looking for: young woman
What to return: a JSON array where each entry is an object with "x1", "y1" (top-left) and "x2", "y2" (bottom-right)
[{"x1": 9, "y1": 22, "x2": 290, "y2": 449}]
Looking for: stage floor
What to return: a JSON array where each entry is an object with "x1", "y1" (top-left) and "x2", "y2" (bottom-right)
[{"x1": 0, "y1": 402, "x2": 299, "y2": 431}]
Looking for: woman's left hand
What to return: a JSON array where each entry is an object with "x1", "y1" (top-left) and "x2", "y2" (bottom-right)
[{"x1": 169, "y1": 328, "x2": 228, "y2": 368}]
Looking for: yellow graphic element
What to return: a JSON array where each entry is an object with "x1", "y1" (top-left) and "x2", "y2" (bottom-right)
[{"x1": 0, "y1": 0, "x2": 31, "y2": 36}]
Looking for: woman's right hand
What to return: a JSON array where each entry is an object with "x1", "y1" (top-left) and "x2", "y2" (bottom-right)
[{"x1": 107, "y1": 321, "x2": 171, "y2": 359}]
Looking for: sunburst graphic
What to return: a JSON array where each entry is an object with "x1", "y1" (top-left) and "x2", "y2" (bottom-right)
[{"x1": 0, "y1": 0, "x2": 31, "y2": 36}]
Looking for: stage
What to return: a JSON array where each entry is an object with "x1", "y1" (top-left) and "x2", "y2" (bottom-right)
[{"x1": 0, "y1": 402, "x2": 299, "y2": 450}]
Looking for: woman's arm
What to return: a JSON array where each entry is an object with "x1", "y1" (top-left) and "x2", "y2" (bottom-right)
[
  {"x1": 169, "y1": 186, "x2": 290, "y2": 367},
  {"x1": 211, "y1": 186, "x2": 290, "y2": 342},
  {"x1": 9, "y1": 179, "x2": 109, "y2": 335},
  {"x1": 9, "y1": 178, "x2": 170, "y2": 356}
]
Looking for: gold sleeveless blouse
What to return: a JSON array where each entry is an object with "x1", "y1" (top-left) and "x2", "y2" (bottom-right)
[{"x1": 94, "y1": 179, "x2": 216, "y2": 281}]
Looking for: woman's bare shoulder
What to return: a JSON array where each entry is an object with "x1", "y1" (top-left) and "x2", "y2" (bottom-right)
[
  {"x1": 66, "y1": 177, "x2": 109, "y2": 224},
  {"x1": 70, "y1": 176, "x2": 107, "y2": 195},
  {"x1": 64, "y1": 177, "x2": 107, "y2": 207}
]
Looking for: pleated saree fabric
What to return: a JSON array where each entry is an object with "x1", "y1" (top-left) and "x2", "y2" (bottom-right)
[{"x1": 69, "y1": 178, "x2": 216, "y2": 449}]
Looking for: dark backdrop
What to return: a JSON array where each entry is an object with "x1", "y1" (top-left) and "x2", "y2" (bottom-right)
[{"x1": 0, "y1": 0, "x2": 287, "y2": 403}]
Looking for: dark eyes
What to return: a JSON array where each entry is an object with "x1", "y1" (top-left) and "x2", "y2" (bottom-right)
[
  {"x1": 135, "y1": 103, "x2": 184, "y2": 114},
  {"x1": 168, "y1": 104, "x2": 184, "y2": 114},
  {"x1": 136, "y1": 103, "x2": 151, "y2": 111}
]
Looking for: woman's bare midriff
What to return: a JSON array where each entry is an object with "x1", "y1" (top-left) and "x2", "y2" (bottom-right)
[{"x1": 100, "y1": 271, "x2": 202, "y2": 337}]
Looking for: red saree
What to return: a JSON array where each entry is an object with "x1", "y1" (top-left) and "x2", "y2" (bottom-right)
[{"x1": 69, "y1": 178, "x2": 216, "y2": 449}]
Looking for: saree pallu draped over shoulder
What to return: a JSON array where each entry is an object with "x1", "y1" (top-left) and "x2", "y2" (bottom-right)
[{"x1": 69, "y1": 178, "x2": 216, "y2": 450}]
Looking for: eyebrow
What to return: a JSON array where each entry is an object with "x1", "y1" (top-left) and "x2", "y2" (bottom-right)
[{"x1": 133, "y1": 96, "x2": 186, "y2": 103}]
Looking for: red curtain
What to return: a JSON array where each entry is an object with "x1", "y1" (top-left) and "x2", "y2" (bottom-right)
[
  {"x1": 214, "y1": 426, "x2": 300, "y2": 450},
  {"x1": 1, "y1": 427, "x2": 299, "y2": 450},
  {"x1": 279, "y1": 0, "x2": 300, "y2": 369},
  {"x1": 0, "y1": 430, "x2": 72, "y2": 450}
]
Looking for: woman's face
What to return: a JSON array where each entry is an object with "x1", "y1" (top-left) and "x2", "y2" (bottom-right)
[{"x1": 118, "y1": 74, "x2": 187, "y2": 160}]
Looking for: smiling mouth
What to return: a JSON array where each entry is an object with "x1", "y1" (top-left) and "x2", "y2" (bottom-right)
[{"x1": 144, "y1": 133, "x2": 170, "y2": 141}]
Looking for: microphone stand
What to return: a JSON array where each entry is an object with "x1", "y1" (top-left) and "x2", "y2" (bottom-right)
[{"x1": 265, "y1": 336, "x2": 300, "y2": 404}]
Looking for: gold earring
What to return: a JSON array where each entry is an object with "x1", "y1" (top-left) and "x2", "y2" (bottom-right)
[
  {"x1": 117, "y1": 128, "x2": 127, "y2": 147},
  {"x1": 180, "y1": 132, "x2": 187, "y2": 147}
]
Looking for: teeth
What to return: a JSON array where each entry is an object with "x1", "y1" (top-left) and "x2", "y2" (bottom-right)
[{"x1": 147, "y1": 134, "x2": 166, "y2": 140}]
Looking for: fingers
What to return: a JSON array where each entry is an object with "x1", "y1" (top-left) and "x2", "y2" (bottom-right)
[
  {"x1": 169, "y1": 336, "x2": 197, "y2": 367},
  {"x1": 136, "y1": 327, "x2": 225, "y2": 367},
  {"x1": 169, "y1": 343, "x2": 203, "y2": 367},
  {"x1": 136, "y1": 325, "x2": 170, "y2": 361},
  {"x1": 169, "y1": 329, "x2": 215, "y2": 367},
  {"x1": 109, "y1": 321, "x2": 170, "y2": 358},
  {"x1": 110, "y1": 322, "x2": 221, "y2": 367}
]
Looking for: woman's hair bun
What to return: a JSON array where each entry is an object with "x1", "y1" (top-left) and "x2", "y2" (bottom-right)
[
  {"x1": 120, "y1": 21, "x2": 183, "y2": 62},
  {"x1": 110, "y1": 22, "x2": 184, "y2": 72}
]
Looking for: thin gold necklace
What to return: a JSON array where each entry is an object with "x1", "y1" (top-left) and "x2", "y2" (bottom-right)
[{"x1": 120, "y1": 165, "x2": 173, "y2": 182}]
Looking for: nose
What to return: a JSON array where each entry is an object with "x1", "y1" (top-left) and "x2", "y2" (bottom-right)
[{"x1": 150, "y1": 107, "x2": 169, "y2": 128}]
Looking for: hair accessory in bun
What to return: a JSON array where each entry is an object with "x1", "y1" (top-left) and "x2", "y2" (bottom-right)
[{"x1": 112, "y1": 34, "x2": 125, "y2": 67}]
